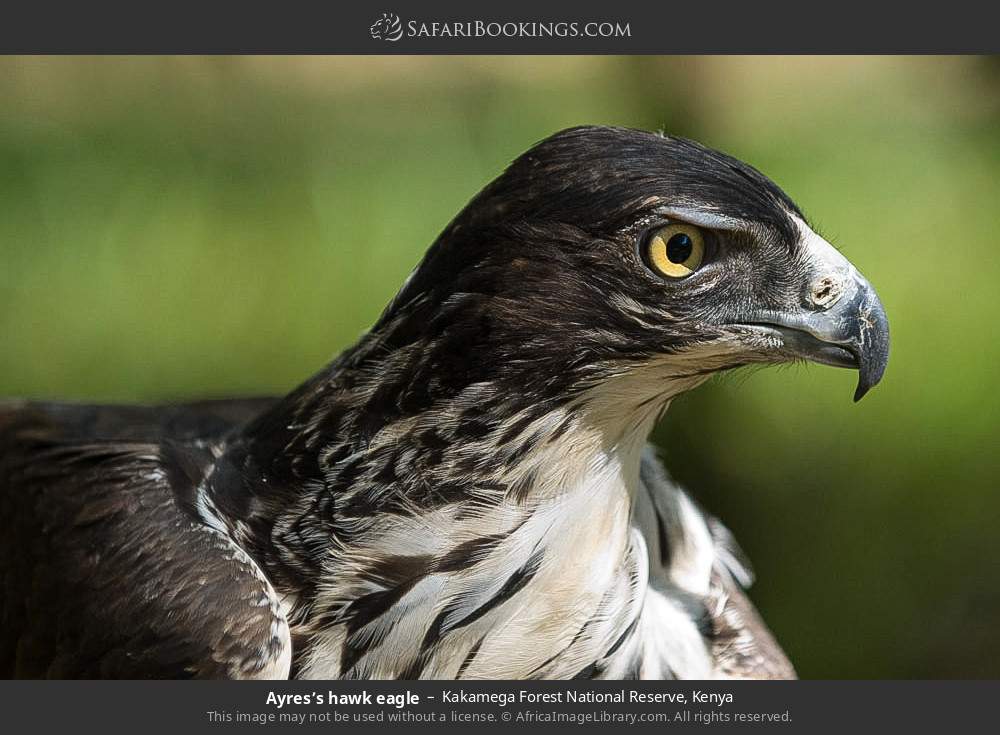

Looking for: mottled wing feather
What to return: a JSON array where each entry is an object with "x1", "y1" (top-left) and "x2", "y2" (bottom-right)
[
  {"x1": 706, "y1": 567, "x2": 797, "y2": 680},
  {"x1": 0, "y1": 404, "x2": 290, "y2": 679},
  {"x1": 705, "y1": 518, "x2": 797, "y2": 679}
]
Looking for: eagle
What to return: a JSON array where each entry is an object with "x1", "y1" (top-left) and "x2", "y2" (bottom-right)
[{"x1": 0, "y1": 126, "x2": 889, "y2": 679}]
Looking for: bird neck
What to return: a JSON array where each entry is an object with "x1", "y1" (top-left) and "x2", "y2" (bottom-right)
[
  {"x1": 208, "y1": 325, "x2": 712, "y2": 607},
  {"x1": 240, "y1": 331, "x2": 708, "y2": 500}
]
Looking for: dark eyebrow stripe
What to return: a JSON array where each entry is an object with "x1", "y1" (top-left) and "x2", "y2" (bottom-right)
[
  {"x1": 652, "y1": 205, "x2": 758, "y2": 233},
  {"x1": 654, "y1": 204, "x2": 802, "y2": 254}
]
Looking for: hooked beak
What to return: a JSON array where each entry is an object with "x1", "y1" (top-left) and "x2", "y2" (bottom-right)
[{"x1": 745, "y1": 271, "x2": 889, "y2": 401}]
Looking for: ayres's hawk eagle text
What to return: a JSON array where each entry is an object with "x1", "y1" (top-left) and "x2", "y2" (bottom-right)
[{"x1": 0, "y1": 126, "x2": 889, "y2": 679}]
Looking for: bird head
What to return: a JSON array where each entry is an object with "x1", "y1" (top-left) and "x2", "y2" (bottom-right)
[{"x1": 375, "y1": 126, "x2": 888, "y2": 415}]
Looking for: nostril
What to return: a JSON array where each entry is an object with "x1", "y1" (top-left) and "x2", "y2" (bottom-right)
[
  {"x1": 810, "y1": 276, "x2": 843, "y2": 309},
  {"x1": 813, "y1": 279, "x2": 834, "y2": 300}
]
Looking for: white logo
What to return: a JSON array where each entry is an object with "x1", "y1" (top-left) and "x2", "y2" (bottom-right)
[{"x1": 370, "y1": 13, "x2": 403, "y2": 41}]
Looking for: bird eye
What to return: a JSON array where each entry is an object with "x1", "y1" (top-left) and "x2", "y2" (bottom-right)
[{"x1": 643, "y1": 224, "x2": 705, "y2": 279}]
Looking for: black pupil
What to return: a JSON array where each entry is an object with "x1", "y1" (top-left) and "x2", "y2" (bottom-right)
[{"x1": 666, "y1": 233, "x2": 693, "y2": 264}]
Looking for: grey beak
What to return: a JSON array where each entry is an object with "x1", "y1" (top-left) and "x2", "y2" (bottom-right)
[{"x1": 745, "y1": 272, "x2": 890, "y2": 402}]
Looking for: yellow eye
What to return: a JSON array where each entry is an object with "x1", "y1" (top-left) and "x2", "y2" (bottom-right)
[{"x1": 644, "y1": 224, "x2": 705, "y2": 278}]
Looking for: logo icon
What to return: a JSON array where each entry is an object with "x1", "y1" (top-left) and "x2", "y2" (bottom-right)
[{"x1": 370, "y1": 13, "x2": 403, "y2": 41}]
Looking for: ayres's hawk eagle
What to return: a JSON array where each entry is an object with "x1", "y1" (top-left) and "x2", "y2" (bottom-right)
[{"x1": 0, "y1": 126, "x2": 889, "y2": 679}]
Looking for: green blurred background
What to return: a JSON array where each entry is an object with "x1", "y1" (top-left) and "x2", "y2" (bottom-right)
[{"x1": 1, "y1": 56, "x2": 998, "y2": 678}]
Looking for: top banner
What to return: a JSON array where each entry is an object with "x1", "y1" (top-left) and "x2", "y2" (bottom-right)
[{"x1": 1, "y1": 1, "x2": 998, "y2": 54}]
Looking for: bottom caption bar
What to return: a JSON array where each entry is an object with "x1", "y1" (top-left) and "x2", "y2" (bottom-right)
[{"x1": 5, "y1": 680, "x2": 996, "y2": 731}]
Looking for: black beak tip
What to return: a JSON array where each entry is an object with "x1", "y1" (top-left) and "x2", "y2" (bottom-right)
[
  {"x1": 851, "y1": 311, "x2": 890, "y2": 403},
  {"x1": 853, "y1": 356, "x2": 888, "y2": 402}
]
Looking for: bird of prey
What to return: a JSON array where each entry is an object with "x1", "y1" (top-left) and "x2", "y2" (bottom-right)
[{"x1": 0, "y1": 126, "x2": 889, "y2": 680}]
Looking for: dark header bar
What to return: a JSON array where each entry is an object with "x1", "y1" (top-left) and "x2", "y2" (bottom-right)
[{"x1": 0, "y1": 1, "x2": 998, "y2": 54}]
